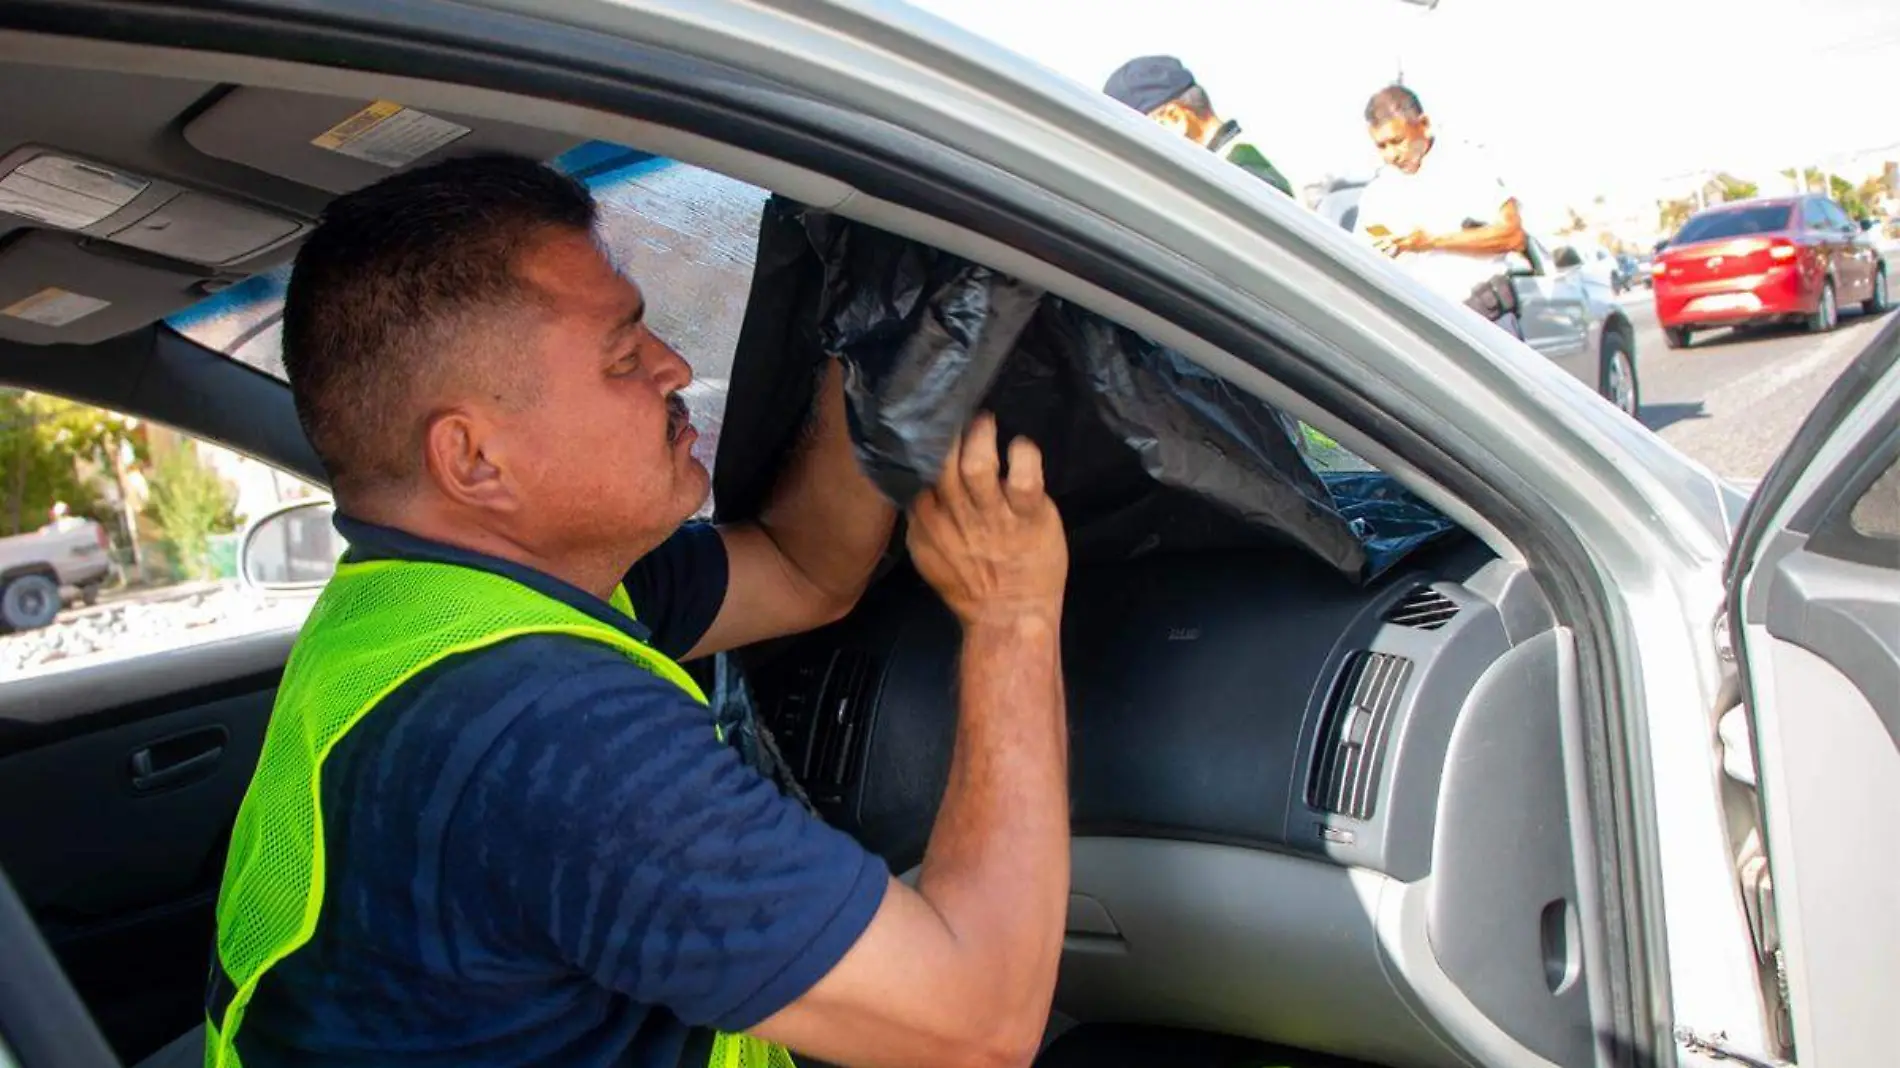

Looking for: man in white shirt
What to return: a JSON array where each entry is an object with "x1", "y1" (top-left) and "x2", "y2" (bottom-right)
[{"x1": 1353, "y1": 85, "x2": 1526, "y2": 306}]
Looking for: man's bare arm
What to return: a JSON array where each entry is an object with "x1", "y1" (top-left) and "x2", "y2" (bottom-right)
[
  {"x1": 749, "y1": 416, "x2": 1070, "y2": 1068},
  {"x1": 688, "y1": 359, "x2": 896, "y2": 660},
  {"x1": 1425, "y1": 198, "x2": 1526, "y2": 255},
  {"x1": 1378, "y1": 199, "x2": 1526, "y2": 258}
]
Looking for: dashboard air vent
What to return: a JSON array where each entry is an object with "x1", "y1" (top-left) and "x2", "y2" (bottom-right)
[
  {"x1": 1385, "y1": 586, "x2": 1459, "y2": 630},
  {"x1": 1307, "y1": 652, "x2": 1414, "y2": 820},
  {"x1": 798, "y1": 649, "x2": 883, "y2": 806}
]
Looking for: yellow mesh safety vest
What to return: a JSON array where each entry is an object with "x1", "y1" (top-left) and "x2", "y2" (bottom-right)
[{"x1": 206, "y1": 558, "x2": 795, "y2": 1068}]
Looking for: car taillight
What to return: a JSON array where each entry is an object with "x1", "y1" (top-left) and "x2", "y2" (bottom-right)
[{"x1": 1770, "y1": 241, "x2": 1797, "y2": 261}]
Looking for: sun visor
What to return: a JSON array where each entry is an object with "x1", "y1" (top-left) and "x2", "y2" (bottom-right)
[
  {"x1": 184, "y1": 89, "x2": 583, "y2": 195},
  {"x1": 0, "y1": 232, "x2": 207, "y2": 345}
]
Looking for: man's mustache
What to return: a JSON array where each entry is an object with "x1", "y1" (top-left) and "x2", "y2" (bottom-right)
[{"x1": 666, "y1": 392, "x2": 691, "y2": 443}]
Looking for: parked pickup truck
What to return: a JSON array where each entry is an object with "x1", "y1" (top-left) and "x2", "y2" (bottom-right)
[{"x1": 0, "y1": 518, "x2": 114, "y2": 631}]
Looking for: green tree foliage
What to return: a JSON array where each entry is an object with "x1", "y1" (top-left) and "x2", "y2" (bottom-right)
[
  {"x1": 1830, "y1": 175, "x2": 1872, "y2": 220},
  {"x1": 1780, "y1": 168, "x2": 1884, "y2": 220},
  {"x1": 143, "y1": 442, "x2": 238, "y2": 581},
  {"x1": 1657, "y1": 174, "x2": 1760, "y2": 237},
  {"x1": 1713, "y1": 173, "x2": 1758, "y2": 202},
  {"x1": 1856, "y1": 175, "x2": 1887, "y2": 215},
  {"x1": 1658, "y1": 197, "x2": 1696, "y2": 235},
  {"x1": 0, "y1": 390, "x2": 130, "y2": 535}
]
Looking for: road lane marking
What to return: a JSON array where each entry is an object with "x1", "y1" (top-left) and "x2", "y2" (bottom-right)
[{"x1": 1683, "y1": 317, "x2": 1876, "y2": 417}]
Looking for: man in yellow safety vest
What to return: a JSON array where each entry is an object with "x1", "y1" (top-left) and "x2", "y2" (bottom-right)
[{"x1": 206, "y1": 153, "x2": 1071, "y2": 1068}]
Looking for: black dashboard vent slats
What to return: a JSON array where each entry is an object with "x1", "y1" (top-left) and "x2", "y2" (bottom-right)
[
  {"x1": 1385, "y1": 586, "x2": 1459, "y2": 630},
  {"x1": 1307, "y1": 652, "x2": 1415, "y2": 820},
  {"x1": 798, "y1": 649, "x2": 883, "y2": 806}
]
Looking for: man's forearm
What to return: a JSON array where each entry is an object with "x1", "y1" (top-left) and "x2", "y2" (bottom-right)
[
  {"x1": 1430, "y1": 199, "x2": 1524, "y2": 257},
  {"x1": 757, "y1": 359, "x2": 897, "y2": 615},
  {"x1": 1431, "y1": 223, "x2": 1524, "y2": 255},
  {"x1": 917, "y1": 616, "x2": 1069, "y2": 1049}
]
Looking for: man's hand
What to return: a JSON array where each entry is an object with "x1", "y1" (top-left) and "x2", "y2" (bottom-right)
[
  {"x1": 906, "y1": 413, "x2": 1066, "y2": 630},
  {"x1": 749, "y1": 415, "x2": 1070, "y2": 1068},
  {"x1": 1374, "y1": 229, "x2": 1435, "y2": 257}
]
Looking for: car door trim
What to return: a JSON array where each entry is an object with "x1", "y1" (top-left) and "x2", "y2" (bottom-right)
[{"x1": 0, "y1": 627, "x2": 293, "y2": 757}]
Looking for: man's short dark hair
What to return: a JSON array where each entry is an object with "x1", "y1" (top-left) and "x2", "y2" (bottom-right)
[
  {"x1": 1365, "y1": 84, "x2": 1425, "y2": 125},
  {"x1": 282, "y1": 152, "x2": 596, "y2": 500}
]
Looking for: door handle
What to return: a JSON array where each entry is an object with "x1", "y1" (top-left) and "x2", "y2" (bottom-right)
[{"x1": 128, "y1": 726, "x2": 227, "y2": 793}]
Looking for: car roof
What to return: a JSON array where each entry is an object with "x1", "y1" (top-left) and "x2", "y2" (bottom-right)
[{"x1": 1703, "y1": 196, "x2": 1803, "y2": 211}]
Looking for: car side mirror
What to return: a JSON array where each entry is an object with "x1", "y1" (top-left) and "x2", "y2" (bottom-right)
[
  {"x1": 1859, "y1": 218, "x2": 1877, "y2": 232},
  {"x1": 1552, "y1": 246, "x2": 1584, "y2": 271},
  {"x1": 240, "y1": 498, "x2": 344, "y2": 592},
  {"x1": 1504, "y1": 250, "x2": 1538, "y2": 277}
]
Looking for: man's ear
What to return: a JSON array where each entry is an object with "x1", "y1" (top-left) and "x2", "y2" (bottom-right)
[{"x1": 421, "y1": 409, "x2": 520, "y2": 514}]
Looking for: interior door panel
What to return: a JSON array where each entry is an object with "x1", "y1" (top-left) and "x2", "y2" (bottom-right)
[
  {"x1": 1732, "y1": 324, "x2": 1900, "y2": 1068},
  {"x1": 0, "y1": 630, "x2": 290, "y2": 1062}
]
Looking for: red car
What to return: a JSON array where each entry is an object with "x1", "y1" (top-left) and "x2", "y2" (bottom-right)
[{"x1": 1652, "y1": 195, "x2": 1889, "y2": 348}]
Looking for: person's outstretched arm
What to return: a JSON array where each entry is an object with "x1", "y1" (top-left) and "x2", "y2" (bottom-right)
[
  {"x1": 1415, "y1": 197, "x2": 1525, "y2": 255},
  {"x1": 687, "y1": 359, "x2": 896, "y2": 659},
  {"x1": 751, "y1": 413, "x2": 1071, "y2": 1068}
]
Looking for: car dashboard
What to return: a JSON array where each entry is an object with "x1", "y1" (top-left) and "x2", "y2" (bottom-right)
[{"x1": 745, "y1": 538, "x2": 1594, "y2": 1068}]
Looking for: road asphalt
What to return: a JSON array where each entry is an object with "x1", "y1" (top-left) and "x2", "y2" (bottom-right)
[{"x1": 1620, "y1": 273, "x2": 1893, "y2": 486}]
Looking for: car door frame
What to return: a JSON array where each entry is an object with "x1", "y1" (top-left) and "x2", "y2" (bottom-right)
[
  {"x1": 1820, "y1": 198, "x2": 1867, "y2": 301},
  {"x1": 1813, "y1": 197, "x2": 1866, "y2": 302},
  {"x1": 1834, "y1": 200, "x2": 1879, "y2": 302},
  {"x1": 1724, "y1": 316, "x2": 1900, "y2": 1067}
]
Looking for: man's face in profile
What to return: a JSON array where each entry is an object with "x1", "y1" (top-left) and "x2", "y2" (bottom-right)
[
  {"x1": 1148, "y1": 101, "x2": 1197, "y2": 141},
  {"x1": 1148, "y1": 99, "x2": 1224, "y2": 148},
  {"x1": 1370, "y1": 115, "x2": 1432, "y2": 174}
]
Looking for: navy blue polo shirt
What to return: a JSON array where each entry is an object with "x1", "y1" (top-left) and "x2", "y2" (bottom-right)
[{"x1": 236, "y1": 516, "x2": 889, "y2": 1067}]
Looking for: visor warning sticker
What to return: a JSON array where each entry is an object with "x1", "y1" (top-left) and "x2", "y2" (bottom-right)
[
  {"x1": 312, "y1": 101, "x2": 471, "y2": 169},
  {"x1": 3, "y1": 287, "x2": 111, "y2": 328}
]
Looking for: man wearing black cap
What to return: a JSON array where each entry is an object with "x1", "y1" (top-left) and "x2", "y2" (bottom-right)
[{"x1": 1103, "y1": 55, "x2": 1292, "y2": 197}]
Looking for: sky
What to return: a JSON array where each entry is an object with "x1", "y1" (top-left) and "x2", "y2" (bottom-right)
[{"x1": 905, "y1": 0, "x2": 1900, "y2": 230}]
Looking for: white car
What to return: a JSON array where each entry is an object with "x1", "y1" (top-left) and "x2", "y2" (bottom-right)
[
  {"x1": 0, "y1": 4, "x2": 1893, "y2": 1068},
  {"x1": 0, "y1": 517, "x2": 112, "y2": 630}
]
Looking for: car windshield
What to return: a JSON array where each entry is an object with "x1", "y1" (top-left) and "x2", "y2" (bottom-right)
[{"x1": 1674, "y1": 204, "x2": 1794, "y2": 243}]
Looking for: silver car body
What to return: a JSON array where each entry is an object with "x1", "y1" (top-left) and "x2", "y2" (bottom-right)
[
  {"x1": 472, "y1": 2, "x2": 1890, "y2": 1061},
  {"x1": 2, "y1": 1, "x2": 1891, "y2": 1065},
  {"x1": 1513, "y1": 235, "x2": 1634, "y2": 393}
]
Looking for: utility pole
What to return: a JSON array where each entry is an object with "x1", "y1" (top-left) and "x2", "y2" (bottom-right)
[
  {"x1": 1390, "y1": 0, "x2": 1441, "y2": 85},
  {"x1": 108, "y1": 435, "x2": 144, "y2": 584},
  {"x1": 4, "y1": 405, "x2": 31, "y2": 536}
]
